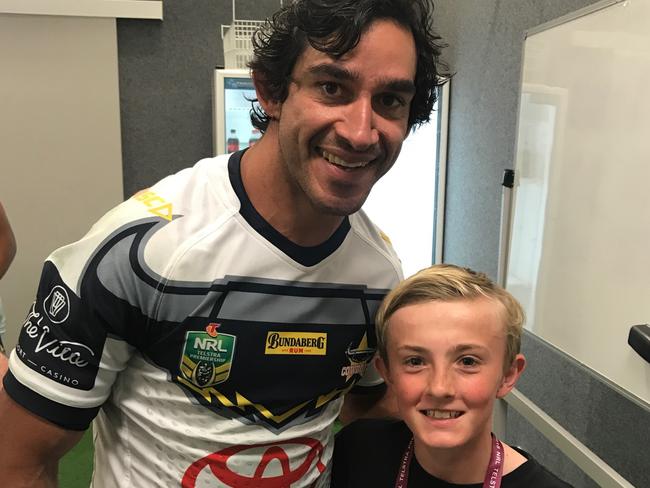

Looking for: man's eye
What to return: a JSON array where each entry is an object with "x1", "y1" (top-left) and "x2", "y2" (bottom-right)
[
  {"x1": 320, "y1": 82, "x2": 341, "y2": 96},
  {"x1": 378, "y1": 93, "x2": 405, "y2": 108},
  {"x1": 459, "y1": 356, "x2": 478, "y2": 367}
]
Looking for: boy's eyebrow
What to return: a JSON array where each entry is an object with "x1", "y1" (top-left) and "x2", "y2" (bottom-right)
[
  {"x1": 396, "y1": 344, "x2": 490, "y2": 354},
  {"x1": 307, "y1": 63, "x2": 416, "y2": 94},
  {"x1": 452, "y1": 344, "x2": 490, "y2": 354},
  {"x1": 396, "y1": 345, "x2": 428, "y2": 354}
]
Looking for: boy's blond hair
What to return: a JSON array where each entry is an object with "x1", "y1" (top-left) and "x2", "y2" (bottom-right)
[{"x1": 376, "y1": 264, "x2": 525, "y2": 371}]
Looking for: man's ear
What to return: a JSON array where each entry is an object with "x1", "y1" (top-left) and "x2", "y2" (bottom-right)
[
  {"x1": 252, "y1": 70, "x2": 282, "y2": 120},
  {"x1": 375, "y1": 355, "x2": 391, "y2": 385},
  {"x1": 496, "y1": 353, "x2": 526, "y2": 399}
]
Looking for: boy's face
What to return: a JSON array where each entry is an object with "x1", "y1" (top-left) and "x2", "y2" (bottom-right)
[
  {"x1": 258, "y1": 19, "x2": 417, "y2": 217},
  {"x1": 377, "y1": 297, "x2": 525, "y2": 453}
]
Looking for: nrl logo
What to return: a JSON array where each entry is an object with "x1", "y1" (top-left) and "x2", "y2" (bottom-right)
[{"x1": 179, "y1": 323, "x2": 236, "y2": 388}]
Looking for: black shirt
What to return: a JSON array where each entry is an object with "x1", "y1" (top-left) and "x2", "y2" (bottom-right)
[{"x1": 331, "y1": 419, "x2": 574, "y2": 488}]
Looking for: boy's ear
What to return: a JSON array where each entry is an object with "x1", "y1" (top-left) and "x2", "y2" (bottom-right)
[
  {"x1": 375, "y1": 355, "x2": 391, "y2": 385},
  {"x1": 252, "y1": 70, "x2": 282, "y2": 120},
  {"x1": 496, "y1": 353, "x2": 526, "y2": 399}
]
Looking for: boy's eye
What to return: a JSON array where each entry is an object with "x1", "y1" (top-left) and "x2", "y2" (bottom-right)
[{"x1": 405, "y1": 356, "x2": 424, "y2": 367}]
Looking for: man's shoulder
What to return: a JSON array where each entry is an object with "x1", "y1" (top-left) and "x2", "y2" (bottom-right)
[
  {"x1": 347, "y1": 210, "x2": 403, "y2": 280},
  {"x1": 349, "y1": 210, "x2": 395, "y2": 247},
  {"x1": 109, "y1": 154, "x2": 235, "y2": 238},
  {"x1": 45, "y1": 155, "x2": 236, "y2": 291},
  {"x1": 144, "y1": 154, "x2": 232, "y2": 207}
]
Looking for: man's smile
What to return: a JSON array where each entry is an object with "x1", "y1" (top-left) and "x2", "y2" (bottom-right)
[{"x1": 321, "y1": 149, "x2": 373, "y2": 169}]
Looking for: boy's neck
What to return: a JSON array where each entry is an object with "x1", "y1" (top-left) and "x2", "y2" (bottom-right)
[
  {"x1": 413, "y1": 432, "x2": 528, "y2": 484},
  {"x1": 413, "y1": 431, "x2": 495, "y2": 484}
]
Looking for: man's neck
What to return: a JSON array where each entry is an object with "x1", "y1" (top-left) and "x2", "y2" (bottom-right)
[{"x1": 240, "y1": 130, "x2": 345, "y2": 247}]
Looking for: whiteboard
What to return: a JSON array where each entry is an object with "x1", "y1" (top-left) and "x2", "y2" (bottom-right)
[{"x1": 507, "y1": 0, "x2": 650, "y2": 406}]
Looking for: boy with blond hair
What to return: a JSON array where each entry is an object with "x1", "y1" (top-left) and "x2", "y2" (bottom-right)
[{"x1": 332, "y1": 264, "x2": 571, "y2": 487}]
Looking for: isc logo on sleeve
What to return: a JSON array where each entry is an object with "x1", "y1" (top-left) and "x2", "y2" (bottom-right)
[{"x1": 264, "y1": 332, "x2": 327, "y2": 356}]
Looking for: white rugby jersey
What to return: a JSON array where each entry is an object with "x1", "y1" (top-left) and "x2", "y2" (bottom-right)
[{"x1": 5, "y1": 151, "x2": 402, "y2": 488}]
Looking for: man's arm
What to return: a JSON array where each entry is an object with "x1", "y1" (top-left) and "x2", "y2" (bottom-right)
[
  {"x1": 0, "y1": 388, "x2": 84, "y2": 487},
  {"x1": 338, "y1": 383, "x2": 398, "y2": 425},
  {"x1": 0, "y1": 202, "x2": 17, "y2": 279}
]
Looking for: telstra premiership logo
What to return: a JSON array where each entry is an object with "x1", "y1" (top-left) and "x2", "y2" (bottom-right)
[{"x1": 179, "y1": 324, "x2": 236, "y2": 388}]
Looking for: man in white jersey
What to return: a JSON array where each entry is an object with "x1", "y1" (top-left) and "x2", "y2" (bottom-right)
[{"x1": 0, "y1": 0, "x2": 447, "y2": 486}]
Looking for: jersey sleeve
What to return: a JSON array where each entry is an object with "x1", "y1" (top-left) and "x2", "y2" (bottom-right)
[{"x1": 3, "y1": 201, "x2": 165, "y2": 430}]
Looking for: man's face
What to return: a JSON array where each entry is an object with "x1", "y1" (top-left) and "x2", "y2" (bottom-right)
[
  {"x1": 272, "y1": 19, "x2": 417, "y2": 216},
  {"x1": 377, "y1": 298, "x2": 523, "y2": 455}
]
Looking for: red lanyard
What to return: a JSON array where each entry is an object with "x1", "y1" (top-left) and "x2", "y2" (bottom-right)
[{"x1": 394, "y1": 433, "x2": 504, "y2": 488}]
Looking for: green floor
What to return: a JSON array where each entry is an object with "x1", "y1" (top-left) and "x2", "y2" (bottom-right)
[{"x1": 59, "y1": 429, "x2": 93, "y2": 487}]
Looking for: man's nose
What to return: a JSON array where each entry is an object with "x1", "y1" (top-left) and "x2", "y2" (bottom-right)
[{"x1": 336, "y1": 97, "x2": 379, "y2": 151}]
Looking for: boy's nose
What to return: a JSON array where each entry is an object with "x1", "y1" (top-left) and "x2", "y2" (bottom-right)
[{"x1": 426, "y1": 369, "x2": 455, "y2": 398}]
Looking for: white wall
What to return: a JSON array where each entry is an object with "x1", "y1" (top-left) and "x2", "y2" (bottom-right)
[{"x1": 0, "y1": 14, "x2": 124, "y2": 350}]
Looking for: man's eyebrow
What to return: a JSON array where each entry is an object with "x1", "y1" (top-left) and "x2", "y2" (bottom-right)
[
  {"x1": 308, "y1": 63, "x2": 356, "y2": 81},
  {"x1": 384, "y1": 79, "x2": 416, "y2": 95},
  {"x1": 307, "y1": 63, "x2": 416, "y2": 94}
]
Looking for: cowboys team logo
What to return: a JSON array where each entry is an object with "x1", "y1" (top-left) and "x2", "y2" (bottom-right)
[
  {"x1": 179, "y1": 323, "x2": 236, "y2": 388},
  {"x1": 340, "y1": 333, "x2": 376, "y2": 381}
]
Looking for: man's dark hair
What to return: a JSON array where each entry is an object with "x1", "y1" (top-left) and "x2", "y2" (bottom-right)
[{"x1": 248, "y1": 0, "x2": 448, "y2": 132}]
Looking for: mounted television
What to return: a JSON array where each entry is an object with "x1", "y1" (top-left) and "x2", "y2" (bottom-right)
[{"x1": 212, "y1": 68, "x2": 261, "y2": 155}]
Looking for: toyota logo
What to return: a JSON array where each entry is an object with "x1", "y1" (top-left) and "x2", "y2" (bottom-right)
[{"x1": 182, "y1": 437, "x2": 326, "y2": 487}]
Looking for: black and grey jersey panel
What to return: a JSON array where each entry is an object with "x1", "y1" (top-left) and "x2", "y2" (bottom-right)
[{"x1": 7, "y1": 216, "x2": 388, "y2": 431}]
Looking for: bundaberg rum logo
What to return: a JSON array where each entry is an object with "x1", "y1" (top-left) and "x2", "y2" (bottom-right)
[{"x1": 179, "y1": 323, "x2": 236, "y2": 388}]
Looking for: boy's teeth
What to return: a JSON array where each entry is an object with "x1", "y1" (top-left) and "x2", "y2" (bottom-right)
[
  {"x1": 424, "y1": 409, "x2": 461, "y2": 419},
  {"x1": 322, "y1": 150, "x2": 369, "y2": 168}
]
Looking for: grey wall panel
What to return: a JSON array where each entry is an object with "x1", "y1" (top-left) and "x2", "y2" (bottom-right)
[
  {"x1": 516, "y1": 332, "x2": 649, "y2": 488},
  {"x1": 506, "y1": 406, "x2": 599, "y2": 488},
  {"x1": 117, "y1": 0, "x2": 280, "y2": 198},
  {"x1": 432, "y1": 0, "x2": 649, "y2": 486}
]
